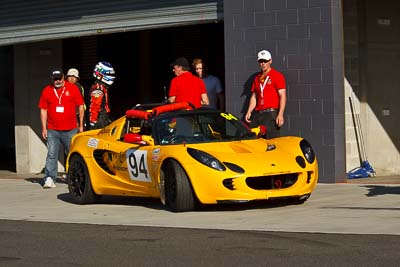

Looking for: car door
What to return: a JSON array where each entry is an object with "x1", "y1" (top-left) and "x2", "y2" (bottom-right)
[{"x1": 102, "y1": 140, "x2": 157, "y2": 195}]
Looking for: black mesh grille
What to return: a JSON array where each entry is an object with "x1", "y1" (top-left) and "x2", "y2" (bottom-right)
[{"x1": 246, "y1": 173, "x2": 298, "y2": 190}]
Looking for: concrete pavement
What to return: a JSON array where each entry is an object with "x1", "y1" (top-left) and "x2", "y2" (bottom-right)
[{"x1": 0, "y1": 171, "x2": 399, "y2": 235}]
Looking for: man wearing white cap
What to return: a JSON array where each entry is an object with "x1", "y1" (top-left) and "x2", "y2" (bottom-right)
[
  {"x1": 66, "y1": 68, "x2": 86, "y2": 128},
  {"x1": 245, "y1": 50, "x2": 287, "y2": 139},
  {"x1": 66, "y1": 68, "x2": 84, "y2": 97}
]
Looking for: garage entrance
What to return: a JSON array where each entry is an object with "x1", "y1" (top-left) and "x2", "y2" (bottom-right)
[
  {"x1": 62, "y1": 22, "x2": 225, "y2": 119},
  {"x1": 0, "y1": 46, "x2": 15, "y2": 171}
]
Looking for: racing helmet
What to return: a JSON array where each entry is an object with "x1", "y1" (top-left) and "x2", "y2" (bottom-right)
[{"x1": 93, "y1": 61, "x2": 115, "y2": 85}]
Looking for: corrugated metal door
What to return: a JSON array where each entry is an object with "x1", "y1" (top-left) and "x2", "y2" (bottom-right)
[{"x1": 0, "y1": 0, "x2": 222, "y2": 46}]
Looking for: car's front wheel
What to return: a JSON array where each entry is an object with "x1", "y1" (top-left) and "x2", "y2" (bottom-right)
[
  {"x1": 161, "y1": 159, "x2": 195, "y2": 212},
  {"x1": 67, "y1": 154, "x2": 99, "y2": 204}
]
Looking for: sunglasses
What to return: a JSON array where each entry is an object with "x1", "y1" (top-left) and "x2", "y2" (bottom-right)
[
  {"x1": 53, "y1": 77, "x2": 63, "y2": 81},
  {"x1": 258, "y1": 59, "x2": 270, "y2": 63}
]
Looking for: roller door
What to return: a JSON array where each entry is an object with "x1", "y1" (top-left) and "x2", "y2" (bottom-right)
[{"x1": 0, "y1": 0, "x2": 222, "y2": 46}]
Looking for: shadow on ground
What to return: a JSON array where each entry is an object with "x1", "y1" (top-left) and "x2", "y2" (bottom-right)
[
  {"x1": 21, "y1": 176, "x2": 315, "y2": 212},
  {"x1": 25, "y1": 177, "x2": 67, "y2": 186},
  {"x1": 362, "y1": 185, "x2": 400, "y2": 197},
  {"x1": 55, "y1": 192, "x2": 310, "y2": 212}
]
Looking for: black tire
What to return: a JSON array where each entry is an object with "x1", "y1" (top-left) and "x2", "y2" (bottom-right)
[
  {"x1": 67, "y1": 154, "x2": 99, "y2": 204},
  {"x1": 162, "y1": 159, "x2": 195, "y2": 212}
]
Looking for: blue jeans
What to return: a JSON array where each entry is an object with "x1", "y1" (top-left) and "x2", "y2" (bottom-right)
[{"x1": 45, "y1": 129, "x2": 78, "y2": 181}]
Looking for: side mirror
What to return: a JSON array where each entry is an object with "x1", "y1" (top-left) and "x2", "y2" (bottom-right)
[{"x1": 141, "y1": 135, "x2": 154, "y2": 146}]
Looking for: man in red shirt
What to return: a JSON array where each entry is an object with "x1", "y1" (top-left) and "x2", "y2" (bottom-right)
[
  {"x1": 245, "y1": 50, "x2": 287, "y2": 139},
  {"x1": 168, "y1": 57, "x2": 209, "y2": 108},
  {"x1": 38, "y1": 69, "x2": 84, "y2": 188}
]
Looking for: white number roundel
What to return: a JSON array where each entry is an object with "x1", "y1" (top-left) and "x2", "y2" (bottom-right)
[{"x1": 126, "y1": 149, "x2": 151, "y2": 182}]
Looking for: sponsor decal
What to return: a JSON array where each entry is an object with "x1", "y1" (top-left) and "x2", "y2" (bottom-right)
[
  {"x1": 87, "y1": 138, "x2": 99, "y2": 148},
  {"x1": 152, "y1": 148, "x2": 161, "y2": 161},
  {"x1": 92, "y1": 89, "x2": 104, "y2": 98},
  {"x1": 115, "y1": 166, "x2": 128, "y2": 171}
]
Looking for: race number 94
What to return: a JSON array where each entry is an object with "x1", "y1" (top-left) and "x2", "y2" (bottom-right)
[
  {"x1": 220, "y1": 112, "x2": 238, "y2": 120},
  {"x1": 126, "y1": 149, "x2": 151, "y2": 182}
]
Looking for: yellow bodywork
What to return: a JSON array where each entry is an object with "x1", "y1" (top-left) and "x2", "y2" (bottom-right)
[{"x1": 67, "y1": 115, "x2": 318, "y2": 204}]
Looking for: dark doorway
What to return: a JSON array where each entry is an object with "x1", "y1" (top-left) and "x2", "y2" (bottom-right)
[
  {"x1": 63, "y1": 22, "x2": 225, "y2": 119},
  {"x1": 0, "y1": 46, "x2": 16, "y2": 171}
]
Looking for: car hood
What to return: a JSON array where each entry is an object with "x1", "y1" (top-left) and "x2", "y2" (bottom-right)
[{"x1": 173, "y1": 137, "x2": 309, "y2": 173}]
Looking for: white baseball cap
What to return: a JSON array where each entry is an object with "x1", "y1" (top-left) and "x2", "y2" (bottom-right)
[
  {"x1": 66, "y1": 68, "x2": 80, "y2": 79},
  {"x1": 257, "y1": 50, "x2": 272, "y2": 61}
]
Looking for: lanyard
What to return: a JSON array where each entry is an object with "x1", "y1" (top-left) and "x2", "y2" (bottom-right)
[
  {"x1": 259, "y1": 76, "x2": 269, "y2": 99},
  {"x1": 53, "y1": 87, "x2": 65, "y2": 105}
]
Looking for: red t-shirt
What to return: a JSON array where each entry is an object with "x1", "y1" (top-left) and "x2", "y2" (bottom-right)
[
  {"x1": 38, "y1": 81, "x2": 84, "y2": 130},
  {"x1": 251, "y1": 68, "x2": 286, "y2": 110},
  {"x1": 169, "y1": 71, "x2": 207, "y2": 108}
]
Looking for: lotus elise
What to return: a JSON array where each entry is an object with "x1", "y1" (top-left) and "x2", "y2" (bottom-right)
[{"x1": 66, "y1": 102, "x2": 318, "y2": 212}]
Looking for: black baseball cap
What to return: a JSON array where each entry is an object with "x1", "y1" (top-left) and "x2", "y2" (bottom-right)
[
  {"x1": 51, "y1": 69, "x2": 64, "y2": 80},
  {"x1": 170, "y1": 57, "x2": 190, "y2": 69}
]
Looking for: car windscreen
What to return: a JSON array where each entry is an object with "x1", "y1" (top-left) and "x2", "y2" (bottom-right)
[{"x1": 154, "y1": 111, "x2": 256, "y2": 145}]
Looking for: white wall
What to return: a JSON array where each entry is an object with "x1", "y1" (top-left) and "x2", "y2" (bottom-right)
[{"x1": 344, "y1": 79, "x2": 360, "y2": 172}]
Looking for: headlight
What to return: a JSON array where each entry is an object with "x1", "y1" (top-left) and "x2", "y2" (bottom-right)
[
  {"x1": 187, "y1": 147, "x2": 226, "y2": 171},
  {"x1": 300, "y1": 139, "x2": 315, "y2": 163}
]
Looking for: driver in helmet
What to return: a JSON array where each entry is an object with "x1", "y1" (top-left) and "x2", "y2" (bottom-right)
[{"x1": 88, "y1": 61, "x2": 115, "y2": 129}]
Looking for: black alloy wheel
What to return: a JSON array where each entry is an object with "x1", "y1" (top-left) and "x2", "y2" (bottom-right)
[
  {"x1": 67, "y1": 154, "x2": 99, "y2": 204},
  {"x1": 163, "y1": 159, "x2": 195, "y2": 212}
]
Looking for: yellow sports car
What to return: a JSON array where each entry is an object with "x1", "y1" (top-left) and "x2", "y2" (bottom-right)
[{"x1": 66, "y1": 102, "x2": 318, "y2": 212}]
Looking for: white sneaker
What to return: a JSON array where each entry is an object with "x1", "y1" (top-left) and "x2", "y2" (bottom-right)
[{"x1": 43, "y1": 177, "x2": 56, "y2": 189}]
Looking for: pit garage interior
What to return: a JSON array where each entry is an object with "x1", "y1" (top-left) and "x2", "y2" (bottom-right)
[
  {"x1": 0, "y1": 0, "x2": 399, "y2": 183},
  {"x1": 62, "y1": 23, "x2": 225, "y2": 121}
]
